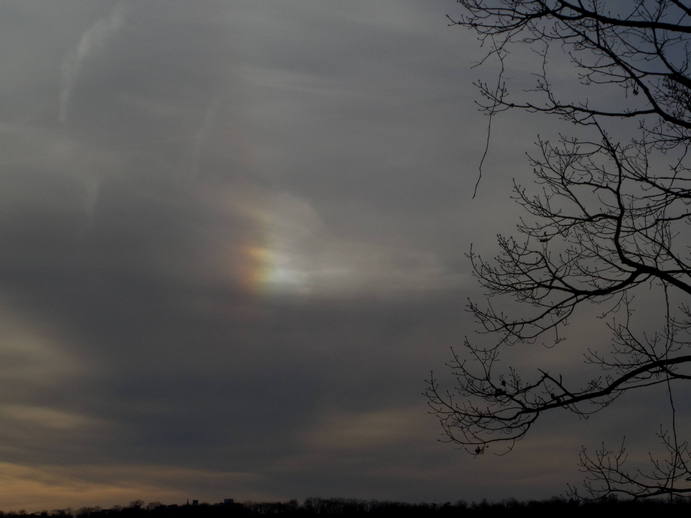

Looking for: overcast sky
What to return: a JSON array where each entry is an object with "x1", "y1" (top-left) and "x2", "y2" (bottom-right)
[{"x1": 0, "y1": 0, "x2": 684, "y2": 511}]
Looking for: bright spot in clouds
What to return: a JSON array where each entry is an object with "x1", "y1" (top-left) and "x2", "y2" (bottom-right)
[
  {"x1": 232, "y1": 191, "x2": 462, "y2": 297},
  {"x1": 244, "y1": 245, "x2": 311, "y2": 295}
]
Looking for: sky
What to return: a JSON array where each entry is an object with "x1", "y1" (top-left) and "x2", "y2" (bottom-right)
[{"x1": 0, "y1": 0, "x2": 686, "y2": 511}]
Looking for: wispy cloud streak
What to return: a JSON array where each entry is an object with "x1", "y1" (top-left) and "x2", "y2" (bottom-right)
[
  {"x1": 59, "y1": 3, "x2": 127, "y2": 123},
  {"x1": 191, "y1": 97, "x2": 220, "y2": 178}
]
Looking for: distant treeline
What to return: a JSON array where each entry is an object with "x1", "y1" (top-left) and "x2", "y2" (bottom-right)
[{"x1": 4, "y1": 497, "x2": 691, "y2": 518}]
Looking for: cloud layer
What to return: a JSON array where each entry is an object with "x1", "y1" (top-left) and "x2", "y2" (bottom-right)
[{"x1": 0, "y1": 0, "x2": 681, "y2": 510}]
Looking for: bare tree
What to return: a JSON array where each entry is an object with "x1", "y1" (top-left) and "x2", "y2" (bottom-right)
[{"x1": 425, "y1": 0, "x2": 691, "y2": 499}]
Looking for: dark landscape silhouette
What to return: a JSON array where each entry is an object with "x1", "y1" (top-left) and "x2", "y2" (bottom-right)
[{"x1": 2, "y1": 497, "x2": 691, "y2": 518}]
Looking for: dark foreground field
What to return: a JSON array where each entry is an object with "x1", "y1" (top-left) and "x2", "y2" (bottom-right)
[{"x1": 4, "y1": 498, "x2": 691, "y2": 518}]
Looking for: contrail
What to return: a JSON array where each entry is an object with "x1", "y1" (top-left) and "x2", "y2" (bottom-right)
[{"x1": 59, "y1": 2, "x2": 127, "y2": 124}]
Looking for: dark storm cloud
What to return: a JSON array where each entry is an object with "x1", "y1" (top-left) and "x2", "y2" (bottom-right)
[{"x1": 0, "y1": 0, "x2": 672, "y2": 510}]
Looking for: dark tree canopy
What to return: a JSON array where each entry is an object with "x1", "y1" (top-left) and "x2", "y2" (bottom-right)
[
  {"x1": 426, "y1": 0, "x2": 691, "y2": 500},
  {"x1": 453, "y1": 0, "x2": 690, "y2": 144}
]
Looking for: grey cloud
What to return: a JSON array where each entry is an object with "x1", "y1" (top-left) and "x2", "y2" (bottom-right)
[{"x1": 0, "y1": 0, "x2": 664, "y2": 508}]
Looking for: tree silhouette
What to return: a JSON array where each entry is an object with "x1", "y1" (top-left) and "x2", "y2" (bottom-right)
[{"x1": 425, "y1": 0, "x2": 691, "y2": 499}]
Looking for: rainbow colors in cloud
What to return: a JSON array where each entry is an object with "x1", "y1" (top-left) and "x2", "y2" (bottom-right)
[{"x1": 242, "y1": 244, "x2": 310, "y2": 295}]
